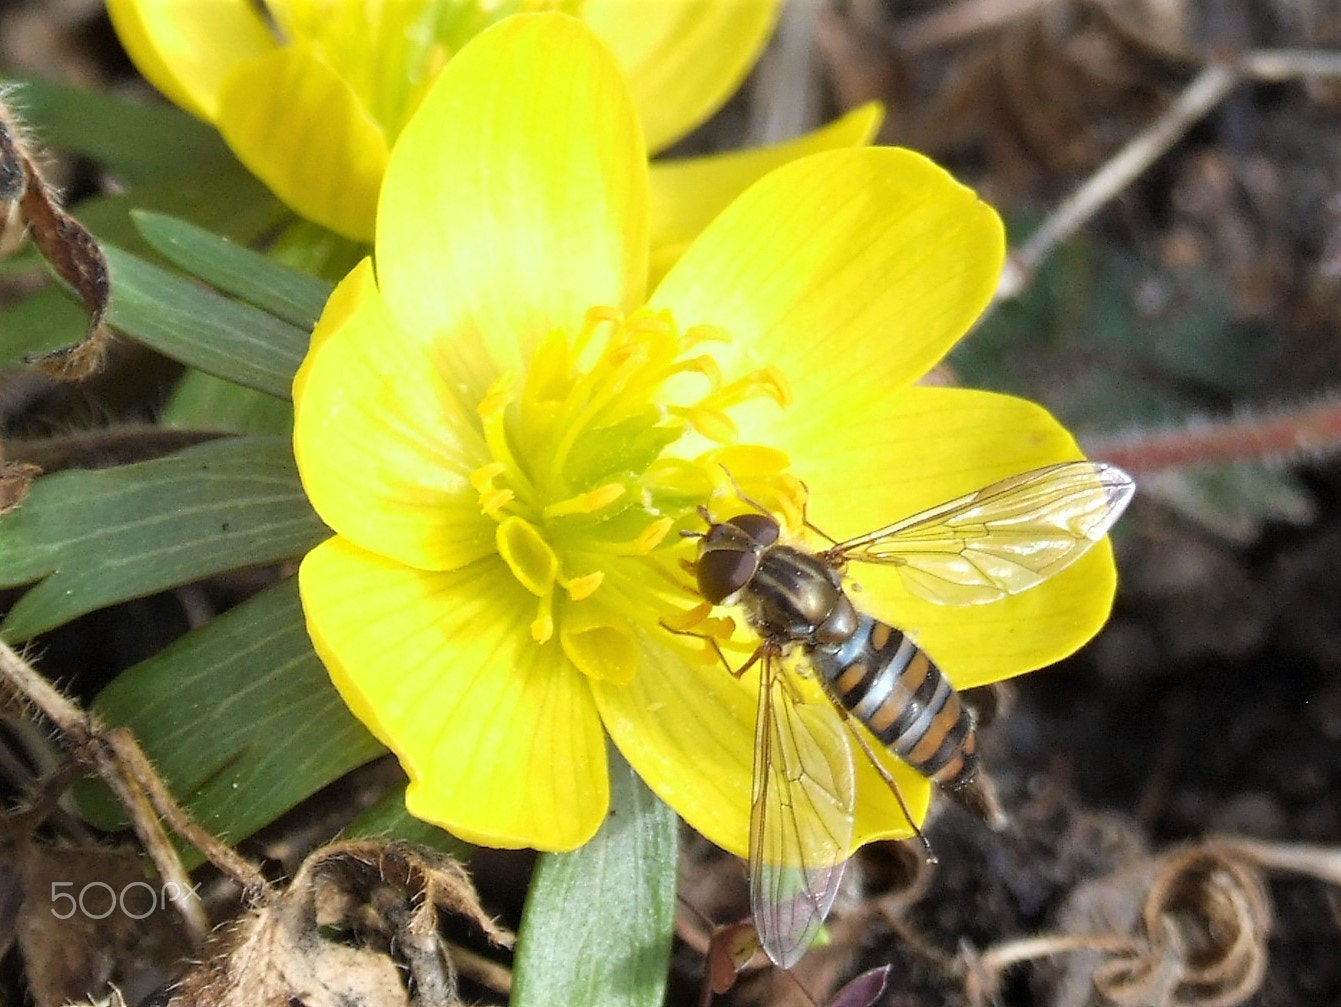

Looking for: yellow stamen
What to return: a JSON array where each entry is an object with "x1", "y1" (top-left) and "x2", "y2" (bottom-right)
[
  {"x1": 563, "y1": 571, "x2": 604, "y2": 601},
  {"x1": 542, "y1": 482, "x2": 626, "y2": 519},
  {"x1": 633, "y1": 517, "x2": 673, "y2": 553}
]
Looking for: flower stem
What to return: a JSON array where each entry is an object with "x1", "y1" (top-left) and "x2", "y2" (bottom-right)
[{"x1": 1083, "y1": 396, "x2": 1341, "y2": 473}]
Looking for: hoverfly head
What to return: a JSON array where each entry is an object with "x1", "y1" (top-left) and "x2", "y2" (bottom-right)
[{"x1": 694, "y1": 512, "x2": 780, "y2": 604}]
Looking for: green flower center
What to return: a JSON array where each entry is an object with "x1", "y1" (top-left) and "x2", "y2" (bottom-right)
[{"x1": 469, "y1": 306, "x2": 790, "y2": 679}]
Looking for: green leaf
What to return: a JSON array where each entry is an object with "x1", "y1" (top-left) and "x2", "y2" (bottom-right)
[
  {"x1": 161, "y1": 370, "x2": 295, "y2": 436},
  {"x1": 511, "y1": 745, "x2": 677, "y2": 1007},
  {"x1": 133, "y1": 212, "x2": 332, "y2": 329},
  {"x1": 0, "y1": 284, "x2": 91, "y2": 367},
  {"x1": 84, "y1": 578, "x2": 385, "y2": 849},
  {"x1": 74, "y1": 162, "x2": 288, "y2": 258},
  {"x1": 103, "y1": 244, "x2": 309, "y2": 398},
  {"x1": 341, "y1": 785, "x2": 475, "y2": 861},
  {"x1": 0, "y1": 437, "x2": 329, "y2": 641},
  {"x1": 5, "y1": 76, "x2": 232, "y2": 185}
]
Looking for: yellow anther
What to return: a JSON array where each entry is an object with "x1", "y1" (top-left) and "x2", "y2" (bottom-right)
[
  {"x1": 530, "y1": 603, "x2": 555, "y2": 644},
  {"x1": 673, "y1": 406, "x2": 738, "y2": 444},
  {"x1": 633, "y1": 517, "x2": 674, "y2": 553},
  {"x1": 542, "y1": 482, "x2": 626, "y2": 519},
  {"x1": 662, "y1": 601, "x2": 713, "y2": 633},
  {"x1": 628, "y1": 310, "x2": 673, "y2": 337},
  {"x1": 673, "y1": 354, "x2": 722, "y2": 388},
  {"x1": 756, "y1": 365, "x2": 792, "y2": 407},
  {"x1": 470, "y1": 461, "x2": 507, "y2": 490},
  {"x1": 682, "y1": 322, "x2": 731, "y2": 346},
  {"x1": 584, "y1": 304, "x2": 623, "y2": 326},
  {"x1": 477, "y1": 372, "x2": 516, "y2": 418},
  {"x1": 703, "y1": 615, "x2": 737, "y2": 639},
  {"x1": 563, "y1": 571, "x2": 604, "y2": 601},
  {"x1": 479, "y1": 488, "x2": 515, "y2": 517}
]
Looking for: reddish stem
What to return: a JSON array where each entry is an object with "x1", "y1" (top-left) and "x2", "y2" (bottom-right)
[{"x1": 1084, "y1": 398, "x2": 1341, "y2": 474}]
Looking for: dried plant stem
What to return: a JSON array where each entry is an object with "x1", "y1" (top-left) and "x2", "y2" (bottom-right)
[
  {"x1": 0, "y1": 637, "x2": 270, "y2": 942},
  {"x1": 1213, "y1": 835, "x2": 1341, "y2": 887},
  {"x1": 995, "y1": 63, "x2": 1239, "y2": 303},
  {"x1": 1245, "y1": 48, "x2": 1341, "y2": 80},
  {"x1": 977, "y1": 931, "x2": 1138, "y2": 974},
  {"x1": 1082, "y1": 397, "x2": 1341, "y2": 473},
  {"x1": 900, "y1": 0, "x2": 1063, "y2": 53},
  {"x1": 447, "y1": 941, "x2": 514, "y2": 995},
  {"x1": 994, "y1": 46, "x2": 1341, "y2": 306}
]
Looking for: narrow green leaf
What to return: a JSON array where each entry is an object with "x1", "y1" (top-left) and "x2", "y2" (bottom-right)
[
  {"x1": 0, "y1": 284, "x2": 90, "y2": 367},
  {"x1": 84, "y1": 578, "x2": 385, "y2": 849},
  {"x1": 103, "y1": 244, "x2": 309, "y2": 398},
  {"x1": 6, "y1": 76, "x2": 232, "y2": 185},
  {"x1": 133, "y1": 212, "x2": 332, "y2": 329},
  {"x1": 341, "y1": 785, "x2": 475, "y2": 860},
  {"x1": 511, "y1": 745, "x2": 677, "y2": 1007},
  {"x1": 75, "y1": 163, "x2": 288, "y2": 257},
  {"x1": 161, "y1": 370, "x2": 295, "y2": 436},
  {"x1": 0, "y1": 437, "x2": 329, "y2": 641}
]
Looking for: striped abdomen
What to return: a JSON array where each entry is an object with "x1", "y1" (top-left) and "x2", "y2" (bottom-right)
[{"x1": 810, "y1": 613, "x2": 978, "y2": 792}]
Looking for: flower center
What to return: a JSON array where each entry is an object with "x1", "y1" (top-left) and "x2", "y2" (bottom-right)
[{"x1": 469, "y1": 307, "x2": 791, "y2": 680}]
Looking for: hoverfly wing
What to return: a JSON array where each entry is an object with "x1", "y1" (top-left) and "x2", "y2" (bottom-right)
[
  {"x1": 750, "y1": 650, "x2": 856, "y2": 968},
  {"x1": 833, "y1": 462, "x2": 1134, "y2": 606}
]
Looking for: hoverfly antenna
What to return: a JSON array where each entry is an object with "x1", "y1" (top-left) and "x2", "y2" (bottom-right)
[
  {"x1": 679, "y1": 504, "x2": 714, "y2": 539},
  {"x1": 716, "y1": 464, "x2": 774, "y2": 518}
]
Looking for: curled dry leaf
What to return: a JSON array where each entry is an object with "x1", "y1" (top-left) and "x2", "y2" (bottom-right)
[
  {"x1": 991, "y1": 840, "x2": 1272, "y2": 1007},
  {"x1": 168, "y1": 839, "x2": 511, "y2": 1007},
  {"x1": 0, "y1": 90, "x2": 110, "y2": 381},
  {"x1": 1090, "y1": 845, "x2": 1270, "y2": 1007},
  {"x1": 0, "y1": 458, "x2": 41, "y2": 514},
  {"x1": 706, "y1": 920, "x2": 763, "y2": 995}
]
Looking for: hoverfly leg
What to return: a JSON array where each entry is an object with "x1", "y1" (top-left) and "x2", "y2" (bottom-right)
[
  {"x1": 794, "y1": 479, "x2": 840, "y2": 547},
  {"x1": 659, "y1": 618, "x2": 766, "y2": 680},
  {"x1": 818, "y1": 686, "x2": 937, "y2": 864}
]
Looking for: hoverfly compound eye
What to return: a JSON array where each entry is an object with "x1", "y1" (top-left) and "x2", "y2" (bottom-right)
[
  {"x1": 697, "y1": 547, "x2": 759, "y2": 604},
  {"x1": 727, "y1": 512, "x2": 780, "y2": 547}
]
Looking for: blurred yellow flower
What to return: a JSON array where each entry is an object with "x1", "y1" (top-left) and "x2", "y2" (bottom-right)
[
  {"x1": 292, "y1": 13, "x2": 1118, "y2": 852},
  {"x1": 108, "y1": 0, "x2": 877, "y2": 251}
]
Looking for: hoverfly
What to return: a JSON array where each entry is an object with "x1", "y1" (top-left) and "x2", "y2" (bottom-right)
[{"x1": 685, "y1": 461, "x2": 1134, "y2": 968}]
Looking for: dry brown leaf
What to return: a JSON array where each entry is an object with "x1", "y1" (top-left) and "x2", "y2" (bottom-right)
[
  {"x1": 12, "y1": 843, "x2": 191, "y2": 1007},
  {"x1": 0, "y1": 90, "x2": 110, "y2": 382},
  {"x1": 169, "y1": 839, "x2": 511, "y2": 1007},
  {"x1": 971, "y1": 839, "x2": 1272, "y2": 1007},
  {"x1": 0, "y1": 458, "x2": 41, "y2": 514}
]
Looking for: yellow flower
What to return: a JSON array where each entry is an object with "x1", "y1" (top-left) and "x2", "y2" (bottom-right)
[
  {"x1": 293, "y1": 14, "x2": 1117, "y2": 853},
  {"x1": 108, "y1": 0, "x2": 876, "y2": 250}
]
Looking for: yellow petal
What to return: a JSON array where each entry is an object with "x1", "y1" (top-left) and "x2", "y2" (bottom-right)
[
  {"x1": 585, "y1": 0, "x2": 780, "y2": 152},
  {"x1": 300, "y1": 537, "x2": 609, "y2": 850},
  {"x1": 592, "y1": 630, "x2": 931, "y2": 859},
  {"x1": 792, "y1": 386, "x2": 1119, "y2": 689},
  {"x1": 107, "y1": 0, "x2": 274, "y2": 121},
  {"x1": 293, "y1": 259, "x2": 494, "y2": 572},
  {"x1": 218, "y1": 44, "x2": 387, "y2": 241},
  {"x1": 648, "y1": 103, "x2": 882, "y2": 285},
  {"x1": 652, "y1": 147, "x2": 1004, "y2": 436},
  {"x1": 377, "y1": 13, "x2": 648, "y2": 406}
]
